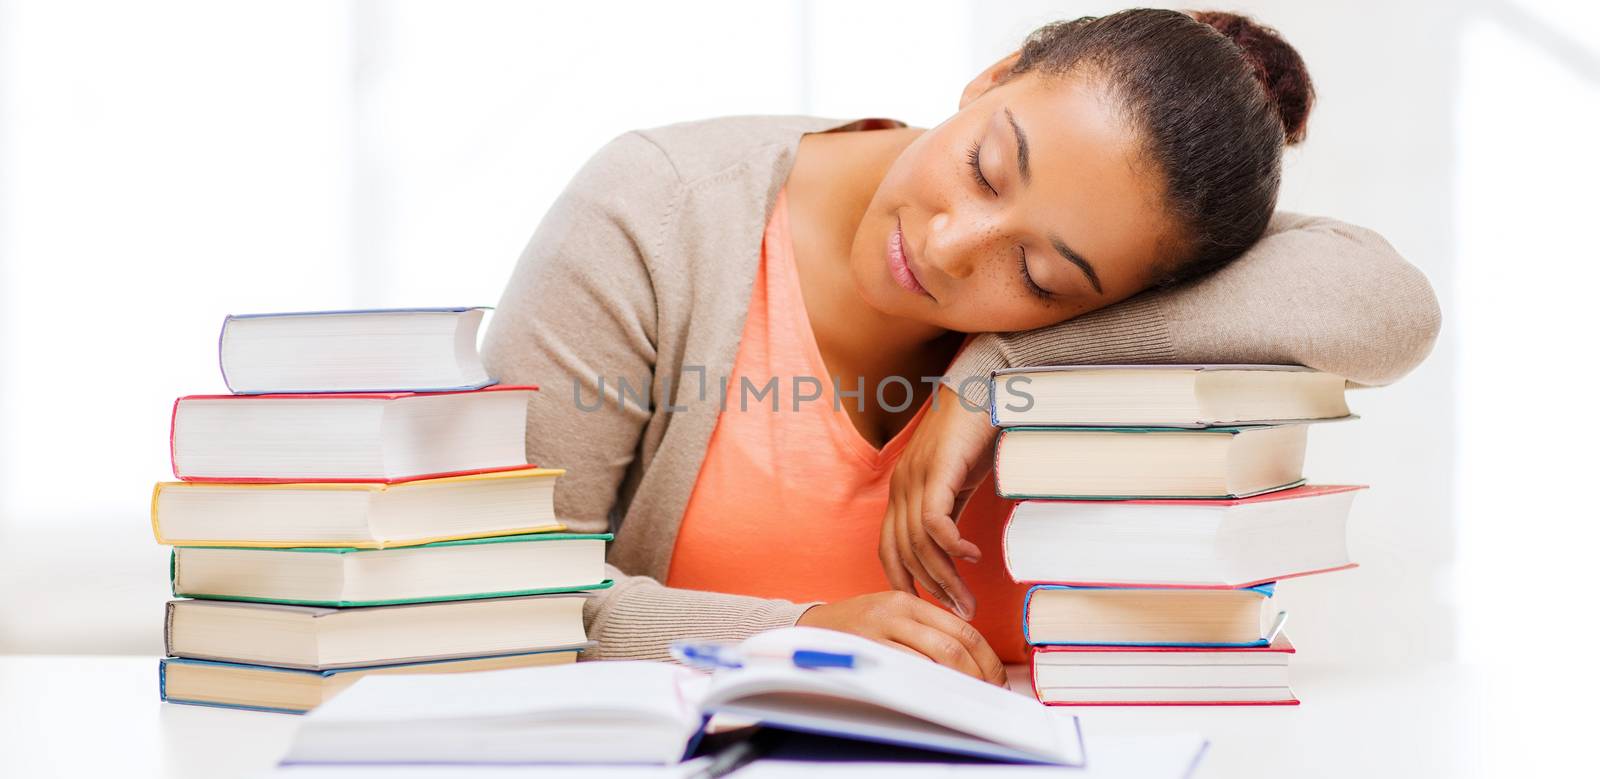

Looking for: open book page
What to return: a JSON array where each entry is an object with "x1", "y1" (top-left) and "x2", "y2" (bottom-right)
[
  {"x1": 285, "y1": 661, "x2": 704, "y2": 765},
  {"x1": 308, "y1": 660, "x2": 696, "y2": 723},
  {"x1": 701, "y1": 628, "x2": 1085, "y2": 765}
]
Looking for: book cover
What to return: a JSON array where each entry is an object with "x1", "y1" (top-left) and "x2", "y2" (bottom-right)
[
  {"x1": 158, "y1": 646, "x2": 590, "y2": 714},
  {"x1": 1030, "y1": 636, "x2": 1299, "y2": 707},
  {"x1": 169, "y1": 532, "x2": 615, "y2": 607},
  {"x1": 168, "y1": 384, "x2": 539, "y2": 484},
  {"x1": 150, "y1": 467, "x2": 567, "y2": 548},
  {"x1": 1001, "y1": 485, "x2": 1365, "y2": 587},
  {"x1": 992, "y1": 425, "x2": 1311, "y2": 500},
  {"x1": 1021, "y1": 583, "x2": 1277, "y2": 647},
  {"x1": 218, "y1": 307, "x2": 496, "y2": 395}
]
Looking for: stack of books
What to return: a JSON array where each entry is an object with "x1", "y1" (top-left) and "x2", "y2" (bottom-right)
[
  {"x1": 151, "y1": 307, "x2": 611, "y2": 714},
  {"x1": 989, "y1": 365, "x2": 1363, "y2": 706}
]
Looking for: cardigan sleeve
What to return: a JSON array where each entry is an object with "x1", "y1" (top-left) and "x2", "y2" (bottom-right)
[
  {"x1": 943, "y1": 212, "x2": 1442, "y2": 408},
  {"x1": 483, "y1": 131, "x2": 815, "y2": 661}
]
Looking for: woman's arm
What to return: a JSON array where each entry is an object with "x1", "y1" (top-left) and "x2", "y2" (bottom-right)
[
  {"x1": 484, "y1": 131, "x2": 815, "y2": 659},
  {"x1": 943, "y1": 212, "x2": 1442, "y2": 408},
  {"x1": 887, "y1": 213, "x2": 1442, "y2": 613}
]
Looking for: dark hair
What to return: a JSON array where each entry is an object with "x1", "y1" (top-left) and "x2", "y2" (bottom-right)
[{"x1": 1007, "y1": 8, "x2": 1314, "y2": 287}]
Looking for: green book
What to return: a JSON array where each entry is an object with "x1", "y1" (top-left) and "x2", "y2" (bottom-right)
[{"x1": 172, "y1": 532, "x2": 612, "y2": 607}]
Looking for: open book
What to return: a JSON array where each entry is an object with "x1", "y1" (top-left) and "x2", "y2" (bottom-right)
[{"x1": 282, "y1": 627, "x2": 1086, "y2": 767}]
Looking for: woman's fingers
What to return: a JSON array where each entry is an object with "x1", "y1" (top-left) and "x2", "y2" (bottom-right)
[
  {"x1": 887, "y1": 613, "x2": 985, "y2": 682},
  {"x1": 905, "y1": 480, "x2": 975, "y2": 620},
  {"x1": 880, "y1": 490, "x2": 916, "y2": 594},
  {"x1": 910, "y1": 598, "x2": 1008, "y2": 687},
  {"x1": 893, "y1": 499, "x2": 943, "y2": 609},
  {"x1": 919, "y1": 462, "x2": 983, "y2": 562},
  {"x1": 795, "y1": 591, "x2": 1006, "y2": 687},
  {"x1": 879, "y1": 639, "x2": 932, "y2": 662}
]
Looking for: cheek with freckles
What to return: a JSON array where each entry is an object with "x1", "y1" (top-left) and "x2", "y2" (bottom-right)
[{"x1": 934, "y1": 259, "x2": 1074, "y2": 333}]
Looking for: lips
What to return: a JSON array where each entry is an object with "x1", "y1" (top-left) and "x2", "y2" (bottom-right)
[{"x1": 887, "y1": 219, "x2": 931, "y2": 298}]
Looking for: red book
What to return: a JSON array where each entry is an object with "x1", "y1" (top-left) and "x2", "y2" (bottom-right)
[
  {"x1": 170, "y1": 385, "x2": 538, "y2": 483},
  {"x1": 1003, "y1": 485, "x2": 1365, "y2": 588},
  {"x1": 1032, "y1": 635, "x2": 1300, "y2": 706}
]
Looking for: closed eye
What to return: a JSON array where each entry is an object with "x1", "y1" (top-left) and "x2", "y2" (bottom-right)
[
  {"x1": 966, "y1": 140, "x2": 997, "y2": 195},
  {"x1": 971, "y1": 139, "x2": 1056, "y2": 299}
]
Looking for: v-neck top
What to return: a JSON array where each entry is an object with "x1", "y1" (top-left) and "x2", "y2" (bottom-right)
[
  {"x1": 667, "y1": 186, "x2": 929, "y2": 602},
  {"x1": 666, "y1": 187, "x2": 1031, "y2": 661}
]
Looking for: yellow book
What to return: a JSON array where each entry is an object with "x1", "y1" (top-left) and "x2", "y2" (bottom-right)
[{"x1": 152, "y1": 468, "x2": 565, "y2": 549}]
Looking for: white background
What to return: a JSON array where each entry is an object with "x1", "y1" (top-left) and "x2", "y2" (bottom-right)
[{"x1": 0, "y1": 0, "x2": 1595, "y2": 768}]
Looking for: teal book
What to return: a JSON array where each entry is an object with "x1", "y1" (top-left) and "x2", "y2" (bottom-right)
[
  {"x1": 993, "y1": 424, "x2": 1308, "y2": 499},
  {"x1": 160, "y1": 648, "x2": 589, "y2": 714},
  {"x1": 172, "y1": 532, "x2": 612, "y2": 607},
  {"x1": 1023, "y1": 583, "x2": 1282, "y2": 647}
]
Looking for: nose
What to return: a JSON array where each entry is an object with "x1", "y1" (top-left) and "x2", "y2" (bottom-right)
[{"x1": 922, "y1": 210, "x2": 992, "y2": 280}]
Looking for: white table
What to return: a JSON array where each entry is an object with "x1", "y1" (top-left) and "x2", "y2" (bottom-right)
[{"x1": 0, "y1": 655, "x2": 1578, "y2": 778}]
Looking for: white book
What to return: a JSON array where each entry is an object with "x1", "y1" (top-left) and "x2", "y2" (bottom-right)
[
  {"x1": 282, "y1": 627, "x2": 1089, "y2": 767},
  {"x1": 219, "y1": 307, "x2": 494, "y2": 394},
  {"x1": 993, "y1": 424, "x2": 1309, "y2": 500},
  {"x1": 1032, "y1": 637, "x2": 1298, "y2": 705},
  {"x1": 990, "y1": 364, "x2": 1350, "y2": 428},
  {"x1": 164, "y1": 594, "x2": 591, "y2": 670},
  {"x1": 168, "y1": 386, "x2": 535, "y2": 482},
  {"x1": 1003, "y1": 485, "x2": 1362, "y2": 587}
]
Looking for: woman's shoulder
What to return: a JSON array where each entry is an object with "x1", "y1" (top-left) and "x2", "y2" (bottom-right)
[{"x1": 615, "y1": 115, "x2": 903, "y2": 185}]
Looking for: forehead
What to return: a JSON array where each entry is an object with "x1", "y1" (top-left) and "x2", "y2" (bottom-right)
[{"x1": 988, "y1": 73, "x2": 1172, "y2": 271}]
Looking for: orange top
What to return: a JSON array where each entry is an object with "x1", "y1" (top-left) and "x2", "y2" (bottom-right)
[{"x1": 667, "y1": 187, "x2": 1030, "y2": 662}]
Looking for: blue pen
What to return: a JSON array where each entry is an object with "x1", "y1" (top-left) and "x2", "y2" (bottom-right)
[{"x1": 671, "y1": 641, "x2": 866, "y2": 671}]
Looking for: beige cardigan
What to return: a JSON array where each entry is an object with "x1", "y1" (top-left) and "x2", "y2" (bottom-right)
[{"x1": 482, "y1": 115, "x2": 1441, "y2": 660}]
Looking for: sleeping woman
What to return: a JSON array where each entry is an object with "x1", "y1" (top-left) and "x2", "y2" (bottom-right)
[{"x1": 483, "y1": 8, "x2": 1440, "y2": 684}]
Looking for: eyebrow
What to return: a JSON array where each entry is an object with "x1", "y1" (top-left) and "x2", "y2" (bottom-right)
[
  {"x1": 1005, "y1": 108, "x2": 1031, "y2": 186},
  {"x1": 1051, "y1": 235, "x2": 1103, "y2": 294},
  {"x1": 1006, "y1": 107, "x2": 1104, "y2": 296}
]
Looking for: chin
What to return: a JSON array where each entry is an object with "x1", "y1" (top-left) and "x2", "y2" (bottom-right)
[{"x1": 848, "y1": 254, "x2": 896, "y2": 315}]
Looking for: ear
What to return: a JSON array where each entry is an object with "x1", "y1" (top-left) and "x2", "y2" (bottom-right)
[{"x1": 960, "y1": 50, "x2": 1022, "y2": 109}]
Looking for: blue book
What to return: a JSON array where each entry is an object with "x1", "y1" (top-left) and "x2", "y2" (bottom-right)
[
  {"x1": 218, "y1": 307, "x2": 496, "y2": 394},
  {"x1": 1023, "y1": 583, "x2": 1284, "y2": 647},
  {"x1": 159, "y1": 648, "x2": 588, "y2": 714}
]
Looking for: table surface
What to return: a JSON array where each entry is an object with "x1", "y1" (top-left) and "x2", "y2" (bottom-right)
[{"x1": 0, "y1": 655, "x2": 1580, "y2": 778}]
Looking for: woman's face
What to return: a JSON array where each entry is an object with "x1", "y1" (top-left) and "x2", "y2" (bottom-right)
[{"x1": 849, "y1": 68, "x2": 1177, "y2": 333}]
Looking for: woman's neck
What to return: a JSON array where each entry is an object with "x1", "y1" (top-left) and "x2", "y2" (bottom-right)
[{"x1": 786, "y1": 126, "x2": 955, "y2": 368}]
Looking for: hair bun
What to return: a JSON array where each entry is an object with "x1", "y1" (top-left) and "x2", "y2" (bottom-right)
[{"x1": 1192, "y1": 11, "x2": 1314, "y2": 145}]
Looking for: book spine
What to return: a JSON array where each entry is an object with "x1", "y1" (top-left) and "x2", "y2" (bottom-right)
[
  {"x1": 987, "y1": 374, "x2": 1000, "y2": 427},
  {"x1": 1021, "y1": 584, "x2": 1038, "y2": 645},
  {"x1": 163, "y1": 602, "x2": 176, "y2": 657},
  {"x1": 991, "y1": 429, "x2": 1007, "y2": 497},
  {"x1": 158, "y1": 657, "x2": 169, "y2": 703},
  {"x1": 1000, "y1": 503, "x2": 1020, "y2": 581},
  {"x1": 168, "y1": 397, "x2": 182, "y2": 479},
  {"x1": 217, "y1": 314, "x2": 235, "y2": 394},
  {"x1": 1029, "y1": 649, "x2": 1042, "y2": 702},
  {"x1": 149, "y1": 483, "x2": 167, "y2": 543}
]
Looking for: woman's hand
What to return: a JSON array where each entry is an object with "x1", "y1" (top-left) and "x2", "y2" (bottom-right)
[
  {"x1": 880, "y1": 384, "x2": 996, "y2": 621},
  {"x1": 796, "y1": 591, "x2": 1007, "y2": 686}
]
